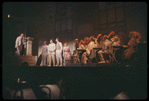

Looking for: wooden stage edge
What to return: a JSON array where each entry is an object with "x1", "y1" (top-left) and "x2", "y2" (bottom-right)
[{"x1": 21, "y1": 63, "x2": 121, "y2": 67}]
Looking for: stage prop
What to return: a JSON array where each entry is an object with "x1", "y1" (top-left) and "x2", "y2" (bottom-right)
[
  {"x1": 19, "y1": 37, "x2": 37, "y2": 66},
  {"x1": 26, "y1": 37, "x2": 34, "y2": 56},
  {"x1": 19, "y1": 56, "x2": 37, "y2": 66}
]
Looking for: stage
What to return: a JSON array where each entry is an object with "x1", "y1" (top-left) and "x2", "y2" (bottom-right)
[{"x1": 3, "y1": 2, "x2": 147, "y2": 99}]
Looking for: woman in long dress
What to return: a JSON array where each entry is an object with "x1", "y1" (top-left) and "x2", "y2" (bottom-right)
[
  {"x1": 124, "y1": 31, "x2": 141, "y2": 59},
  {"x1": 63, "y1": 42, "x2": 71, "y2": 66},
  {"x1": 123, "y1": 31, "x2": 141, "y2": 67}
]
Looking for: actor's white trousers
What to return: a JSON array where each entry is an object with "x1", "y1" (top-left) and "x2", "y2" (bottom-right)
[
  {"x1": 49, "y1": 54, "x2": 55, "y2": 66},
  {"x1": 16, "y1": 45, "x2": 22, "y2": 55},
  {"x1": 56, "y1": 50, "x2": 62, "y2": 66}
]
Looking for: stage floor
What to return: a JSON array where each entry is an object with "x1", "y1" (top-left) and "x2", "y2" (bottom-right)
[
  {"x1": 67, "y1": 63, "x2": 120, "y2": 67},
  {"x1": 33, "y1": 63, "x2": 120, "y2": 67}
]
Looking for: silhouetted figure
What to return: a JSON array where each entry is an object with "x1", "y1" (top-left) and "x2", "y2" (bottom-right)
[
  {"x1": 21, "y1": 62, "x2": 28, "y2": 67},
  {"x1": 3, "y1": 88, "x2": 11, "y2": 99},
  {"x1": 36, "y1": 54, "x2": 42, "y2": 66}
]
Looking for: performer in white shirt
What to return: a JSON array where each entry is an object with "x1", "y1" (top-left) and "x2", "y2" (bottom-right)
[
  {"x1": 97, "y1": 35, "x2": 113, "y2": 63},
  {"x1": 55, "y1": 38, "x2": 63, "y2": 66},
  {"x1": 15, "y1": 33, "x2": 24, "y2": 55},
  {"x1": 111, "y1": 35, "x2": 121, "y2": 46},
  {"x1": 48, "y1": 39, "x2": 56, "y2": 66},
  {"x1": 81, "y1": 37, "x2": 96, "y2": 64}
]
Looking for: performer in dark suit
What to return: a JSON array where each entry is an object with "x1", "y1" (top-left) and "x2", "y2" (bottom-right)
[{"x1": 36, "y1": 54, "x2": 42, "y2": 66}]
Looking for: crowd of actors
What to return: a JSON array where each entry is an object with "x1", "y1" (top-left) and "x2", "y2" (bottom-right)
[
  {"x1": 73, "y1": 31, "x2": 142, "y2": 64},
  {"x1": 40, "y1": 38, "x2": 71, "y2": 66},
  {"x1": 15, "y1": 30, "x2": 142, "y2": 66},
  {"x1": 15, "y1": 34, "x2": 71, "y2": 66}
]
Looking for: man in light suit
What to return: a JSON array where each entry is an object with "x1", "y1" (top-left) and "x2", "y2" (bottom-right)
[
  {"x1": 15, "y1": 33, "x2": 24, "y2": 56},
  {"x1": 55, "y1": 38, "x2": 63, "y2": 66},
  {"x1": 48, "y1": 39, "x2": 56, "y2": 66}
]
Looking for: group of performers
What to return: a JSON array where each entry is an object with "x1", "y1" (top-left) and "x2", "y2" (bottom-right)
[
  {"x1": 15, "y1": 30, "x2": 142, "y2": 66},
  {"x1": 74, "y1": 31, "x2": 142, "y2": 64},
  {"x1": 15, "y1": 34, "x2": 71, "y2": 66},
  {"x1": 40, "y1": 38, "x2": 71, "y2": 66}
]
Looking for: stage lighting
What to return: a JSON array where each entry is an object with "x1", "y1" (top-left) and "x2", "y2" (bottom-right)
[{"x1": 8, "y1": 14, "x2": 10, "y2": 18}]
